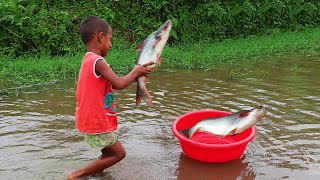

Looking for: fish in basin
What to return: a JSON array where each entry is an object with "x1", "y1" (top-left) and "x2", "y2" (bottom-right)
[{"x1": 180, "y1": 106, "x2": 267, "y2": 139}]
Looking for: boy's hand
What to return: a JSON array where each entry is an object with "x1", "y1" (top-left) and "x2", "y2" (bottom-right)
[
  {"x1": 135, "y1": 61, "x2": 156, "y2": 77},
  {"x1": 141, "y1": 61, "x2": 155, "y2": 67}
]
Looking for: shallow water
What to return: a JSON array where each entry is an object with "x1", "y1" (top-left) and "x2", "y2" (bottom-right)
[{"x1": 0, "y1": 54, "x2": 319, "y2": 180}]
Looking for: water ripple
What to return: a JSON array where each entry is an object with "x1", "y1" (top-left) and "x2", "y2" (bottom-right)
[{"x1": 1, "y1": 56, "x2": 320, "y2": 179}]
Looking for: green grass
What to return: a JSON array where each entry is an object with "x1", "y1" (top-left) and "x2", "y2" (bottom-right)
[
  {"x1": 0, "y1": 54, "x2": 81, "y2": 88},
  {"x1": 163, "y1": 28, "x2": 320, "y2": 69},
  {"x1": 1, "y1": 28, "x2": 320, "y2": 90}
]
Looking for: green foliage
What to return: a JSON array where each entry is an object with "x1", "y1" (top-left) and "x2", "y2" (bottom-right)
[
  {"x1": 0, "y1": 0, "x2": 320, "y2": 57},
  {"x1": 1, "y1": 27, "x2": 320, "y2": 89}
]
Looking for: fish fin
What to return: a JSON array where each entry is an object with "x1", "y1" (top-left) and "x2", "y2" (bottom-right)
[
  {"x1": 134, "y1": 41, "x2": 144, "y2": 52},
  {"x1": 188, "y1": 127, "x2": 198, "y2": 139},
  {"x1": 156, "y1": 54, "x2": 162, "y2": 65},
  {"x1": 227, "y1": 127, "x2": 237, "y2": 136},
  {"x1": 179, "y1": 129, "x2": 190, "y2": 137},
  {"x1": 136, "y1": 81, "x2": 152, "y2": 106}
]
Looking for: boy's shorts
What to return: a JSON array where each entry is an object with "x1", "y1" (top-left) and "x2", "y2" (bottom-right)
[{"x1": 83, "y1": 132, "x2": 118, "y2": 149}]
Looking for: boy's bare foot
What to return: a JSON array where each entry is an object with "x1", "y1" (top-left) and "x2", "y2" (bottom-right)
[
  {"x1": 67, "y1": 172, "x2": 76, "y2": 180},
  {"x1": 68, "y1": 171, "x2": 100, "y2": 180},
  {"x1": 68, "y1": 172, "x2": 87, "y2": 180}
]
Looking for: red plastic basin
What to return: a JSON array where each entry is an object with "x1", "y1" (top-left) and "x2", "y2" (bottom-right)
[{"x1": 172, "y1": 110, "x2": 256, "y2": 162}]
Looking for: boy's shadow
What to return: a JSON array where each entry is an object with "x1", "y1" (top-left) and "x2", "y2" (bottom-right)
[{"x1": 176, "y1": 153, "x2": 256, "y2": 180}]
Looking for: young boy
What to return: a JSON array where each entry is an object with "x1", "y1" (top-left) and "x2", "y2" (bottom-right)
[{"x1": 68, "y1": 16, "x2": 154, "y2": 179}]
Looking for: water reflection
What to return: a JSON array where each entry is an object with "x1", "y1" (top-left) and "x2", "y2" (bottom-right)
[
  {"x1": 0, "y1": 54, "x2": 319, "y2": 179},
  {"x1": 176, "y1": 153, "x2": 255, "y2": 180}
]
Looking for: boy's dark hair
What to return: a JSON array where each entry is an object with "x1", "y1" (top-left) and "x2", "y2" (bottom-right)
[{"x1": 79, "y1": 16, "x2": 110, "y2": 44}]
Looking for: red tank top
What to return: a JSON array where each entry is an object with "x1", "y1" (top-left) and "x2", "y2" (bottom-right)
[{"x1": 75, "y1": 52, "x2": 117, "y2": 134}]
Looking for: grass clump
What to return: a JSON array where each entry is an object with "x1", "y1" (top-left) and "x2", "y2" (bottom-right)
[
  {"x1": 163, "y1": 28, "x2": 320, "y2": 69},
  {"x1": 1, "y1": 28, "x2": 320, "y2": 90}
]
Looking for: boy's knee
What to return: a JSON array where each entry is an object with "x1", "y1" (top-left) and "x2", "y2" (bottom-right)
[{"x1": 117, "y1": 150, "x2": 126, "y2": 160}]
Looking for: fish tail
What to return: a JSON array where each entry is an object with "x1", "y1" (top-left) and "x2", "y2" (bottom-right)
[
  {"x1": 136, "y1": 81, "x2": 152, "y2": 106},
  {"x1": 179, "y1": 129, "x2": 190, "y2": 137},
  {"x1": 188, "y1": 127, "x2": 198, "y2": 139}
]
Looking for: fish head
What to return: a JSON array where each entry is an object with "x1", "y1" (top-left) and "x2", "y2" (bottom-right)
[
  {"x1": 236, "y1": 106, "x2": 267, "y2": 123},
  {"x1": 231, "y1": 106, "x2": 267, "y2": 134},
  {"x1": 135, "y1": 20, "x2": 172, "y2": 65},
  {"x1": 250, "y1": 105, "x2": 267, "y2": 121},
  {"x1": 151, "y1": 20, "x2": 172, "y2": 62},
  {"x1": 154, "y1": 20, "x2": 172, "y2": 42}
]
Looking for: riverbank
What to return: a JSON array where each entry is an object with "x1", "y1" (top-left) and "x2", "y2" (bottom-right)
[{"x1": 1, "y1": 28, "x2": 320, "y2": 91}]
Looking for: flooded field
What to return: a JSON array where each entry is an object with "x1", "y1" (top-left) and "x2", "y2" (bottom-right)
[{"x1": 0, "y1": 54, "x2": 319, "y2": 179}]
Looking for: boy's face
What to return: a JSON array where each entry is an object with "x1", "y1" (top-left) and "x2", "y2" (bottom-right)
[{"x1": 100, "y1": 27, "x2": 112, "y2": 57}]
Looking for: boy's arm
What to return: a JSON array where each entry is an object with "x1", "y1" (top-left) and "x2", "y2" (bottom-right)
[{"x1": 95, "y1": 59, "x2": 153, "y2": 90}]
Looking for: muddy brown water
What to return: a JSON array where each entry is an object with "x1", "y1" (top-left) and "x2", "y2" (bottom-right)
[{"x1": 0, "y1": 54, "x2": 319, "y2": 180}]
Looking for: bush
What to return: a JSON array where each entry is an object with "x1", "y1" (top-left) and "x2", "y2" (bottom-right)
[{"x1": 0, "y1": 0, "x2": 319, "y2": 57}]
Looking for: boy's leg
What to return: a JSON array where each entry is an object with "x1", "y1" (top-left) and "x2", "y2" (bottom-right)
[{"x1": 68, "y1": 140, "x2": 126, "y2": 179}]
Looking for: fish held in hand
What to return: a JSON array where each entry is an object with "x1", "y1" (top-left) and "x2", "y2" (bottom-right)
[
  {"x1": 181, "y1": 106, "x2": 267, "y2": 139},
  {"x1": 135, "y1": 20, "x2": 172, "y2": 106}
]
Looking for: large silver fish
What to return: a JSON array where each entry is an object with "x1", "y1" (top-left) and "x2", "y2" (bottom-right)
[
  {"x1": 135, "y1": 20, "x2": 172, "y2": 106},
  {"x1": 182, "y1": 106, "x2": 267, "y2": 139}
]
